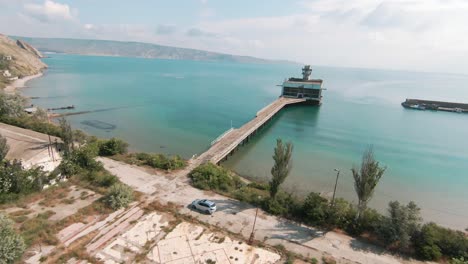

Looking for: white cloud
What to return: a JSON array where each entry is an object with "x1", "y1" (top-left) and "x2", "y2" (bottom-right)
[
  {"x1": 23, "y1": 0, "x2": 76, "y2": 23},
  {"x1": 84, "y1": 24, "x2": 94, "y2": 30},
  {"x1": 2, "y1": 0, "x2": 468, "y2": 73}
]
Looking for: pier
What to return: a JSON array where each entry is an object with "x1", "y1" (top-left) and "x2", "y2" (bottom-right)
[
  {"x1": 200, "y1": 97, "x2": 306, "y2": 164},
  {"x1": 402, "y1": 98, "x2": 468, "y2": 113}
]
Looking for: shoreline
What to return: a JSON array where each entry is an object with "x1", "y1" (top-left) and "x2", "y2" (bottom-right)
[{"x1": 4, "y1": 72, "x2": 44, "y2": 94}]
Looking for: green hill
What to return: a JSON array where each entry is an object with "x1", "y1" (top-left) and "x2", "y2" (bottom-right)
[{"x1": 13, "y1": 36, "x2": 294, "y2": 64}]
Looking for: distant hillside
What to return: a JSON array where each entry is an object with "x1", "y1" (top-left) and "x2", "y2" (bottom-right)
[
  {"x1": 13, "y1": 36, "x2": 294, "y2": 64},
  {"x1": 0, "y1": 34, "x2": 47, "y2": 89}
]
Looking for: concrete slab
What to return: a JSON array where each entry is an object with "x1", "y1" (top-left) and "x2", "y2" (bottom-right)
[{"x1": 0, "y1": 122, "x2": 62, "y2": 172}]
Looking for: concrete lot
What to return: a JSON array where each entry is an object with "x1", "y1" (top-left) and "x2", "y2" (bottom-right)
[
  {"x1": 100, "y1": 157, "x2": 430, "y2": 264},
  {"x1": 0, "y1": 122, "x2": 62, "y2": 171}
]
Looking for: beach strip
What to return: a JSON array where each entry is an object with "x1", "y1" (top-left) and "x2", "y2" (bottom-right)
[{"x1": 4, "y1": 72, "x2": 43, "y2": 94}]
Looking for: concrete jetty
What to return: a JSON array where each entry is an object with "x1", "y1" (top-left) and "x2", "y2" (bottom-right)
[{"x1": 200, "y1": 97, "x2": 306, "y2": 164}]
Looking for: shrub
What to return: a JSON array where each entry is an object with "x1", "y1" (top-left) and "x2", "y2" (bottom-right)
[
  {"x1": 104, "y1": 183, "x2": 134, "y2": 210},
  {"x1": 189, "y1": 163, "x2": 234, "y2": 192},
  {"x1": 0, "y1": 133, "x2": 9, "y2": 161},
  {"x1": 134, "y1": 152, "x2": 186, "y2": 170},
  {"x1": 377, "y1": 201, "x2": 422, "y2": 249},
  {"x1": 326, "y1": 198, "x2": 355, "y2": 229},
  {"x1": 412, "y1": 222, "x2": 468, "y2": 260},
  {"x1": 0, "y1": 160, "x2": 48, "y2": 202},
  {"x1": 0, "y1": 115, "x2": 62, "y2": 138},
  {"x1": 68, "y1": 144, "x2": 102, "y2": 171},
  {"x1": 346, "y1": 207, "x2": 381, "y2": 235},
  {"x1": 0, "y1": 213, "x2": 25, "y2": 263},
  {"x1": 82, "y1": 171, "x2": 118, "y2": 187},
  {"x1": 301, "y1": 192, "x2": 329, "y2": 226},
  {"x1": 263, "y1": 192, "x2": 301, "y2": 218},
  {"x1": 98, "y1": 138, "x2": 128, "y2": 156},
  {"x1": 57, "y1": 159, "x2": 80, "y2": 177},
  {"x1": 450, "y1": 257, "x2": 468, "y2": 264},
  {"x1": 232, "y1": 186, "x2": 266, "y2": 205}
]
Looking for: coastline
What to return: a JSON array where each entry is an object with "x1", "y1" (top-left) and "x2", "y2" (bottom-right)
[{"x1": 4, "y1": 72, "x2": 44, "y2": 94}]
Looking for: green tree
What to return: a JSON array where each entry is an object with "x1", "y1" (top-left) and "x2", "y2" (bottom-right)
[
  {"x1": 104, "y1": 183, "x2": 134, "y2": 210},
  {"x1": 412, "y1": 222, "x2": 468, "y2": 261},
  {"x1": 31, "y1": 108, "x2": 48, "y2": 122},
  {"x1": 351, "y1": 147, "x2": 386, "y2": 220},
  {"x1": 0, "y1": 93, "x2": 25, "y2": 118},
  {"x1": 269, "y1": 139, "x2": 293, "y2": 199},
  {"x1": 0, "y1": 133, "x2": 9, "y2": 161},
  {"x1": 377, "y1": 201, "x2": 422, "y2": 249},
  {"x1": 59, "y1": 117, "x2": 74, "y2": 155},
  {"x1": 0, "y1": 213, "x2": 26, "y2": 263},
  {"x1": 450, "y1": 257, "x2": 468, "y2": 264}
]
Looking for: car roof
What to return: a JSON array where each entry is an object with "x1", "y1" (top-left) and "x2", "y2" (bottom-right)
[{"x1": 201, "y1": 199, "x2": 215, "y2": 206}]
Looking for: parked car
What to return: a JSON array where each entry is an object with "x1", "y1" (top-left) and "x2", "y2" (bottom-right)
[{"x1": 190, "y1": 199, "x2": 217, "y2": 214}]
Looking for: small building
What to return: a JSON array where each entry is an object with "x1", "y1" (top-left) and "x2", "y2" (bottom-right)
[
  {"x1": 3, "y1": 55, "x2": 12, "y2": 61},
  {"x1": 2, "y1": 70, "x2": 11, "y2": 77},
  {"x1": 281, "y1": 65, "x2": 324, "y2": 105},
  {"x1": 24, "y1": 107, "x2": 38, "y2": 114}
]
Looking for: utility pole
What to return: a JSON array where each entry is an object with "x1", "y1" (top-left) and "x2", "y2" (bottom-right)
[
  {"x1": 248, "y1": 196, "x2": 261, "y2": 244},
  {"x1": 331, "y1": 169, "x2": 340, "y2": 207}
]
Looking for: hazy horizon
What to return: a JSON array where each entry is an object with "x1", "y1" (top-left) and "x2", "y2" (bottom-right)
[{"x1": 1, "y1": 0, "x2": 468, "y2": 75}]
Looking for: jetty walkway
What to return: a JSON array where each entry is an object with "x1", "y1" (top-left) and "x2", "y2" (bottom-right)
[{"x1": 198, "y1": 97, "x2": 306, "y2": 164}]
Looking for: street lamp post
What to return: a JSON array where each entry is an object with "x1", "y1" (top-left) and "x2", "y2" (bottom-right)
[
  {"x1": 248, "y1": 196, "x2": 261, "y2": 244},
  {"x1": 331, "y1": 169, "x2": 340, "y2": 207}
]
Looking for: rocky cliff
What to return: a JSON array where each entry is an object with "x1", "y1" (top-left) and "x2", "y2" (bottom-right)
[{"x1": 0, "y1": 34, "x2": 47, "y2": 89}]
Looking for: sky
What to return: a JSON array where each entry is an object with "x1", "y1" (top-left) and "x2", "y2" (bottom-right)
[{"x1": 1, "y1": 0, "x2": 468, "y2": 74}]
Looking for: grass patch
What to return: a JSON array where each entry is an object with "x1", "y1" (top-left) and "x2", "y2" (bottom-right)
[
  {"x1": 112, "y1": 152, "x2": 186, "y2": 171},
  {"x1": 20, "y1": 211, "x2": 59, "y2": 247}
]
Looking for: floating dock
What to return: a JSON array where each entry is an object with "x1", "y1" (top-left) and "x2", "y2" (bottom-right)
[
  {"x1": 199, "y1": 97, "x2": 306, "y2": 164},
  {"x1": 402, "y1": 99, "x2": 468, "y2": 113}
]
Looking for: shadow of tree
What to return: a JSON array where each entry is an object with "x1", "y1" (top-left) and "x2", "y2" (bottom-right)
[
  {"x1": 266, "y1": 218, "x2": 326, "y2": 244},
  {"x1": 211, "y1": 198, "x2": 254, "y2": 214},
  {"x1": 27, "y1": 142, "x2": 52, "y2": 150},
  {"x1": 349, "y1": 238, "x2": 387, "y2": 255}
]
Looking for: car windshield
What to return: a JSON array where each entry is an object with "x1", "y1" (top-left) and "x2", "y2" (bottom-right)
[{"x1": 202, "y1": 200, "x2": 215, "y2": 207}]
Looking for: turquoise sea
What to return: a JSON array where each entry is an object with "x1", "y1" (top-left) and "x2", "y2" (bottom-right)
[{"x1": 24, "y1": 54, "x2": 468, "y2": 230}]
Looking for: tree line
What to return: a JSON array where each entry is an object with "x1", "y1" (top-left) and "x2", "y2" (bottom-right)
[{"x1": 189, "y1": 138, "x2": 468, "y2": 263}]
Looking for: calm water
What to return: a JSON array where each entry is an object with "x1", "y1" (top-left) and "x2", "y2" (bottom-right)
[{"x1": 24, "y1": 54, "x2": 468, "y2": 229}]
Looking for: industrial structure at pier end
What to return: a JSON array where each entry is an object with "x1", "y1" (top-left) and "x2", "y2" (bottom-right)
[{"x1": 280, "y1": 65, "x2": 325, "y2": 105}]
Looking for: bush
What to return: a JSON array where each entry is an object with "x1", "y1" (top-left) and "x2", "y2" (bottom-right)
[
  {"x1": 0, "y1": 115, "x2": 62, "y2": 137},
  {"x1": 346, "y1": 207, "x2": 381, "y2": 235},
  {"x1": 98, "y1": 138, "x2": 128, "y2": 156},
  {"x1": 0, "y1": 133, "x2": 9, "y2": 162},
  {"x1": 412, "y1": 222, "x2": 468, "y2": 261},
  {"x1": 263, "y1": 192, "x2": 301, "y2": 218},
  {"x1": 0, "y1": 213, "x2": 25, "y2": 263},
  {"x1": 134, "y1": 152, "x2": 186, "y2": 170},
  {"x1": 301, "y1": 192, "x2": 329, "y2": 226},
  {"x1": 451, "y1": 257, "x2": 468, "y2": 264},
  {"x1": 104, "y1": 183, "x2": 134, "y2": 210},
  {"x1": 0, "y1": 160, "x2": 48, "y2": 203},
  {"x1": 326, "y1": 198, "x2": 355, "y2": 230},
  {"x1": 67, "y1": 144, "x2": 102, "y2": 171},
  {"x1": 189, "y1": 163, "x2": 234, "y2": 192},
  {"x1": 377, "y1": 201, "x2": 422, "y2": 249},
  {"x1": 82, "y1": 171, "x2": 118, "y2": 188}
]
